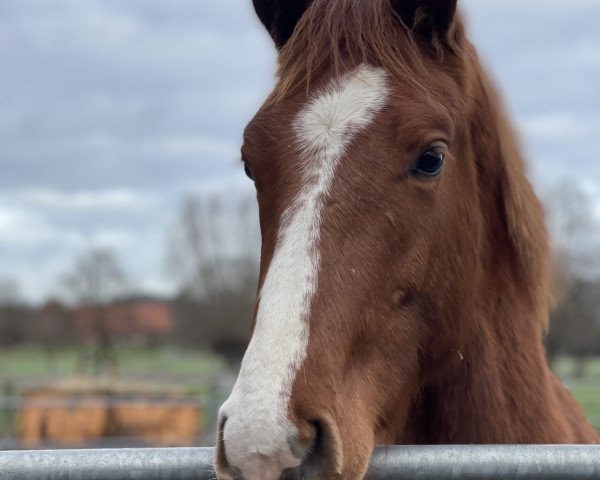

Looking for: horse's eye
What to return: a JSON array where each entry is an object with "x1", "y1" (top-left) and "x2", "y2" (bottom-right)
[
  {"x1": 411, "y1": 147, "x2": 445, "y2": 178},
  {"x1": 243, "y1": 162, "x2": 254, "y2": 181}
]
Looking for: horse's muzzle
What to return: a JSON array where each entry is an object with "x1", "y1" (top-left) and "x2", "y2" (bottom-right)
[{"x1": 215, "y1": 417, "x2": 341, "y2": 480}]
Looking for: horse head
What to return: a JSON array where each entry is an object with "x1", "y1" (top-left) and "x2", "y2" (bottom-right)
[{"x1": 214, "y1": 1, "x2": 594, "y2": 479}]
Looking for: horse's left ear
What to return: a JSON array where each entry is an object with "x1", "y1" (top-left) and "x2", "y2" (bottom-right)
[
  {"x1": 392, "y1": 0, "x2": 458, "y2": 44},
  {"x1": 252, "y1": 0, "x2": 313, "y2": 49}
]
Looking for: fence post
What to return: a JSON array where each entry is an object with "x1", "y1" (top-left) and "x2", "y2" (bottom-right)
[{"x1": 0, "y1": 382, "x2": 16, "y2": 450}]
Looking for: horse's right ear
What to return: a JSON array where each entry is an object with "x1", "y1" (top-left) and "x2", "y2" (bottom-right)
[
  {"x1": 252, "y1": 0, "x2": 313, "y2": 49},
  {"x1": 392, "y1": 0, "x2": 458, "y2": 44}
]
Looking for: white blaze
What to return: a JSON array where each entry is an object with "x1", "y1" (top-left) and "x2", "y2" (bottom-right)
[{"x1": 220, "y1": 64, "x2": 389, "y2": 480}]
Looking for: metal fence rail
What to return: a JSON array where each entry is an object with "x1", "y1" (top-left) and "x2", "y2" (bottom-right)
[{"x1": 1, "y1": 445, "x2": 600, "y2": 480}]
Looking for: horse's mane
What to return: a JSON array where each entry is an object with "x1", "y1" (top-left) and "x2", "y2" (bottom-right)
[{"x1": 272, "y1": 0, "x2": 463, "y2": 102}]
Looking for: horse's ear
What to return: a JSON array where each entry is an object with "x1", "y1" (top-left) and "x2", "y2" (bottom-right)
[
  {"x1": 392, "y1": 0, "x2": 458, "y2": 44},
  {"x1": 252, "y1": 0, "x2": 313, "y2": 49}
]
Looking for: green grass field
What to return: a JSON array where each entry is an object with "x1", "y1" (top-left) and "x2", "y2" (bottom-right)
[
  {"x1": 552, "y1": 357, "x2": 600, "y2": 428},
  {"x1": 0, "y1": 345, "x2": 225, "y2": 384},
  {"x1": 571, "y1": 384, "x2": 600, "y2": 422}
]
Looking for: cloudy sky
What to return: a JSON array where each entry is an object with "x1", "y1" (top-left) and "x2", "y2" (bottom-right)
[{"x1": 1, "y1": 0, "x2": 599, "y2": 303}]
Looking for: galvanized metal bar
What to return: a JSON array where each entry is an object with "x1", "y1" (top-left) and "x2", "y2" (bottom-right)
[
  {"x1": 1, "y1": 445, "x2": 600, "y2": 480},
  {"x1": 365, "y1": 445, "x2": 600, "y2": 479},
  {"x1": 0, "y1": 448, "x2": 214, "y2": 480}
]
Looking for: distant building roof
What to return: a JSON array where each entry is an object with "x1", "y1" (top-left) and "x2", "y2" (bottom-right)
[{"x1": 72, "y1": 298, "x2": 174, "y2": 339}]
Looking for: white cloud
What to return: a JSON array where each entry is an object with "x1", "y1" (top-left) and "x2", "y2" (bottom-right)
[
  {"x1": 20, "y1": 189, "x2": 153, "y2": 211},
  {"x1": 0, "y1": 205, "x2": 74, "y2": 246},
  {"x1": 0, "y1": 205, "x2": 43, "y2": 240},
  {"x1": 0, "y1": 0, "x2": 598, "y2": 301},
  {"x1": 0, "y1": 201, "x2": 140, "y2": 249},
  {"x1": 520, "y1": 114, "x2": 600, "y2": 142},
  {"x1": 142, "y1": 136, "x2": 240, "y2": 159}
]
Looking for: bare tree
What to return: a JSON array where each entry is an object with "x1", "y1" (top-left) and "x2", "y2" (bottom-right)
[
  {"x1": 35, "y1": 299, "x2": 73, "y2": 373},
  {"x1": 167, "y1": 196, "x2": 222, "y2": 298},
  {"x1": 0, "y1": 279, "x2": 31, "y2": 346},
  {"x1": 167, "y1": 192, "x2": 260, "y2": 364},
  {"x1": 0, "y1": 279, "x2": 21, "y2": 305},
  {"x1": 64, "y1": 249, "x2": 128, "y2": 305},
  {"x1": 543, "y1": 181, "x2": 600, "y2": 369},
  {"x1": 545, "y1": 180, "x2": 600, "y2": 278},
  {"x1": 63, "y1": 249, "x2": 129, "y2": 375},
  {"x1": 546, "y1": 278, "x2": 600, "y2": 375}
]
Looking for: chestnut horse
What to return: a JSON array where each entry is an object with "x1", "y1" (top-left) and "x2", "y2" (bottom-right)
[{"x1": 216, "y1": 1, "x2": 599, "y2": 479}]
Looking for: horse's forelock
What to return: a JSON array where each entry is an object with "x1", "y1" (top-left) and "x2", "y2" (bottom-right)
[{"x1": 271, "y1": 0, "x2": 465, "y2": 104}]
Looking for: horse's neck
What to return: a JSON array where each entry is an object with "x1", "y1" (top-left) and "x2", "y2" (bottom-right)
[
  {"x1": 411, "y1": 295, "x2": 567, "y2": 443},
  {"x1": 396, "y1": 298, "x2": 599, "y2": 443},
  {"x1": 404, "y1": 287, "x2": 597, "y2": 443}
]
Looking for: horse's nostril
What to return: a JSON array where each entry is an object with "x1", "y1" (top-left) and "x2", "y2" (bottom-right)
[
  {"x1": 295, "y1": 419, "x2": 338, "y2": 478},
  {"x1": 216, "y1": 415, "x2": 241, "y2": 480},
  {"x1": 288, "y1": 420, "x2": 317, "y2": 459},
  {"x1": 219, "y1": 415, "x2": 228, "y2": 435},
  {"x1": 305, "y1": 420, "x2": 325, "y2": 460}
]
